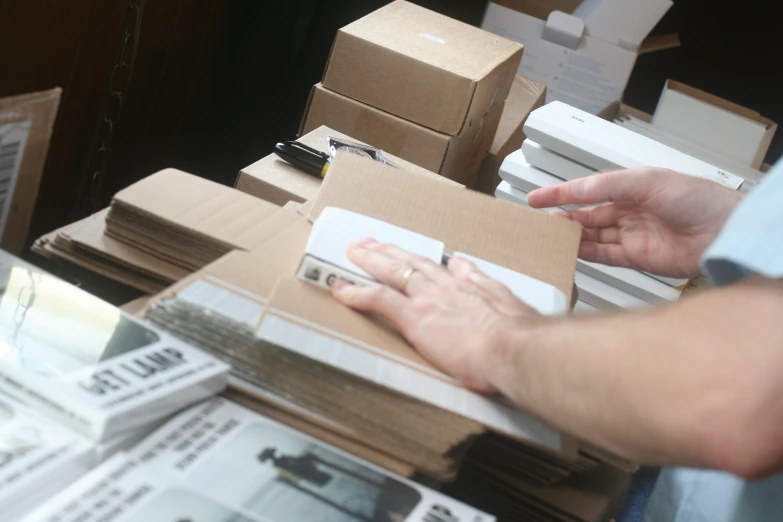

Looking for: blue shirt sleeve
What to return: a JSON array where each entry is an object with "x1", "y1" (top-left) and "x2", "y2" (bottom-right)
[{"x1": 701, "y1": 161, "x2": 783, "y2": 286}]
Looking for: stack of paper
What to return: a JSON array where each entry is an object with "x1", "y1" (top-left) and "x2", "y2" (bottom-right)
[
  {"x1": 0, "y1": 251, "x2": 230, "y2": 520},
  {"x1": 21, "y1": 398, "x2": 497, "y2": 522}
]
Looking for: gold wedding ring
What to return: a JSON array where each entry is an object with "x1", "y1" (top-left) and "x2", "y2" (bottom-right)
[{"x1": 399, "y1": 268, "x2": 415, "y2": 293}]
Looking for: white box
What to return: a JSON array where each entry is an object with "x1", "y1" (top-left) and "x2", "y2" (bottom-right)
[
  {"x1": 455, "y1": 252, "x2": 568, "y2": 315},
  {"x1": 576, "y1": 259, "x2": 681, "y2": 304},
  {"x1": 573, "y1": 299, "x2": 600, "y2": 313},
  {"x1": 499, "y1": 149, "x2": 568, "y2": 192},
  {"x1": 574, "y1": 271, "x2": 650, "y2": 311},
  {"x1": 573, "y1": 0, "x2": 672, "y2": 50},
  {"x1": 495, "y1": 180, "x2": 580, "y2": 212},
  {"x1": 522, "y1": 139, "x2": 596, "y2": 181},
  {"x1": 482, "y1": 3, "x2": 638, "y2": 115},
  {"x1": 616, "y1": 114, "x2": 765, "y2": 184},
  {"x1": 653, "y1": 82, "x2": 776, "y2": 169},
  {"x1": 298, "y1": 206, "x2": 445, "y2": 290},
  {"x1": 524, "y1": 101, "x2": 745, "y2": 190},
  {"x1": 0, "y1": 251, "x2": 230, "y2": 441}
]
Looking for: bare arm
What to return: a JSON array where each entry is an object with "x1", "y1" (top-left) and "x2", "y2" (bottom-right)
[
  {"x1": 332, "y1": 241, "x2": 783, "y2": 479},
  {"x1": 491, "y1": 276, "x2": 783, "y2": 479}
]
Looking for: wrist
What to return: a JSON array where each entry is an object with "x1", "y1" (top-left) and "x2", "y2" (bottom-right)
[{"x1": 483, "y1": 315, "x2": 548, "y2": 396}]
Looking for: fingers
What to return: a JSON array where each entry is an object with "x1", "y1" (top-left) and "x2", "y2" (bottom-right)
[
  {"x1": 578, "y1": 242, "x2": 633, "y2": 268},
  {"x1": 552, "y1": 205, "x2": 622, "y2": 229},
  {"x1": 581, "y1": 226, "x2": 620, "y2": 244},
  {"x1": 331, "y1": 281, "x2": 413, "y2": 328},
  {"x1": 528, "y1": 169, "x2": 651, "y2": 208},
  {"x1": 347, "y1": 239, "x2": 451, "y2": 295},
  {"x1": 447, "y1": 256, "x2": 522, "y2": 308}
]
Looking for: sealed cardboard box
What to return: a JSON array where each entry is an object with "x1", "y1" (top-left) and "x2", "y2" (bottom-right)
[
  {"x1": 0, "y1": 88, "x2": 61, "y2": 254},
  {"x1": 236, "y1": 125, "x2": 453, "y2": 206},
  {"x1": 475, "y1": 75, "x2": 547, "y2": 195},
  {"x1": 323, "y1": 0, "x2": 522, "y2": 135},
  {"x1": 302, "y1": 84, "x2": 504, "y2": 183}
]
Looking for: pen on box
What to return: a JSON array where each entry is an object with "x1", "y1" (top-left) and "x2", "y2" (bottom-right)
[{"x1": 274, "y1": 141, "x2": 331, "y2": 178}]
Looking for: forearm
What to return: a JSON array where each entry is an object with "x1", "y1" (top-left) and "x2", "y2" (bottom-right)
[{"x1": 489, "y1": 277, "x2": 783, "y2": 476}]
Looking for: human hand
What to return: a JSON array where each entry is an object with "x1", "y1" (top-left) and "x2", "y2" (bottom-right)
[
  {"x1": 527, "y1": 168, "x2": 743, "y2": 278},
  {"x1": 330, "y1": 239, "x2": 542, "y2": 393}
]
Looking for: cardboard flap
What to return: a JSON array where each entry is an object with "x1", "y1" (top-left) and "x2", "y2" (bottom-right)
[
  {"x1": 491, "y1": 75, "x2": 547, "y2": 159},
  {"x1": 309, "y1": 153, "x2": 581, "y2": 299}
]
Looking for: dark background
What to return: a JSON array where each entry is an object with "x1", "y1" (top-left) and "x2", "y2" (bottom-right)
[{"x1": 1, "y1": 0, "x2": 781, "y2": 253}]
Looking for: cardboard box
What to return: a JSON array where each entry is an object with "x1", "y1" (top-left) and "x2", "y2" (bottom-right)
[
  {"x1": 236, "y1": 125, "x2": 455, "y2": 206},
  {"x1": 482, "y1": 2, "x2": 672, "y2": 115},
  {"x1": 475, "y1": 75, "x2": 547, "y2": 195},
  {"x1": 147, "y1": 152, "x2": 582, "y2": 453},
  {"x1": 323, "y1": 0, "x2": 523, "y2": 135},
  {"x1": 652, "y1": 80, "x2": 777, "y2": 169},
  {"x1": 0, "y1": 88, "x2": 61, "y2": 254},
  {"x1": 302, "y1": 84, "x2": 504, "y2": 183}
]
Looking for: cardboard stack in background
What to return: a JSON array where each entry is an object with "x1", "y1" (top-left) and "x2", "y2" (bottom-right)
[
  {"x1": 482, "y1": 0, "x2": 676, "y2": 114},
  {"x1": 0, "y1": 88, "x2": 61, "y2": 255},
  {"x1": 138, "y1": 153, "x2": 632, "y2": 521},
  {"x1": 300, "y1": 0, "x2": 523, "y2": 186}
]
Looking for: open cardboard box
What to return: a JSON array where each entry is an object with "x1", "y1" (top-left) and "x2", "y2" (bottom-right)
[
  {"x1": 482, "y1": 0, "x2": 678, "y2": 115},
  {"x1": 144, "y1": 152, "x2": 583, "y2": 457},
  {"x1": 652, "y1": 80, "x2": 777, "y2": 169}
]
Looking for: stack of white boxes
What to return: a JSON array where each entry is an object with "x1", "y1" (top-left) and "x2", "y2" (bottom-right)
[{"x1": 496, "y1": 100, "x2": 753, "y2": 312}]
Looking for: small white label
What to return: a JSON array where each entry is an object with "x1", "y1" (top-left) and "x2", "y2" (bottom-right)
[
  {"x1": 419, "y1": 32, "x2": 446, "y2": 44},
  {"x1": 0, "y1": 120, "x2": 31, "y2": 242}
]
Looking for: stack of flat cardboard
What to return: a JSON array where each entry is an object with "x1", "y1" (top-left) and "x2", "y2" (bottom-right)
[
  {"x1": 104, "y1": 169, "x2": 282, "y2": 271},
  {"x1": 300, "y1": 1, "x2": 523, "y2": 186},
  {"x1": 138, "y1": 153, "x2": 631, "y2": 520}
]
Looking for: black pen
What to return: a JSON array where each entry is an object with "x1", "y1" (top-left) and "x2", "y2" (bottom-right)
[{"x1": 274, "y1": 141, "x2": 331, "y2": 178}]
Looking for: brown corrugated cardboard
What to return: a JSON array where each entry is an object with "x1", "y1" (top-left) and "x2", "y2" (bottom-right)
[
  {"x1": 106, "y1": 169, "x2": 282, "y2": 270},
  {"x1": 322, "y1": 0, "x2": 522, "y2": 136},
  {"x1": 475, "y1": 75, "x2": 547, "y2": 195},
  {"x1": 310, "y1": 153, "x2": 581, "y2": 299},
  {"x1": 302, "y1": 84, "x2": 504, "y2": 183},
  {"x1": 0, "y1": 88, "x2": 61, "y2": 254},
  {"x1": 144, "y1": 153, "x2": 584, "y2": 477},
  {"x1": 236, "y1": 125, "x2": 455, "y2": 206}
]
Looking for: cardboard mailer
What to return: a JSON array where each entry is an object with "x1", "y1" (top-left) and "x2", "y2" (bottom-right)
[
  {"x1": 302, "y1": 85, "x2": 504, "y2": 183},
  {"x1": 323, "y1": 1, "x2": 522, "y2": 136},
  {"x1": 236, "y1": 125, "x2": 455, "y2": 206},
  {"x1": 145, "y1": 154, "x2": 583, "y2": 464}
]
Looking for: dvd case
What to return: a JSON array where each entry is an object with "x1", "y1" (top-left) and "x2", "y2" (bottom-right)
[
  {"x1": 22, "y1": 398, "x2": 496, "y2": 522},
  {"x1": 0, "y1": 251, "x2": 230, "y2": 440}
]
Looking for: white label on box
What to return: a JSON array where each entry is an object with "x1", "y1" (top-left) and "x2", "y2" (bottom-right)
[
  {"x1": 0, "y1": 120, "x2": 31, "y2": 243},
  {"x1": 419, "y1": 32, "x2": 446, "y2": 44}
]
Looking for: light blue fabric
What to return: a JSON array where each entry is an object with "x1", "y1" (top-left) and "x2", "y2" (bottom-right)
[{"x1": 643, "y1": 162, "x2": 783, "y2": 522}]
